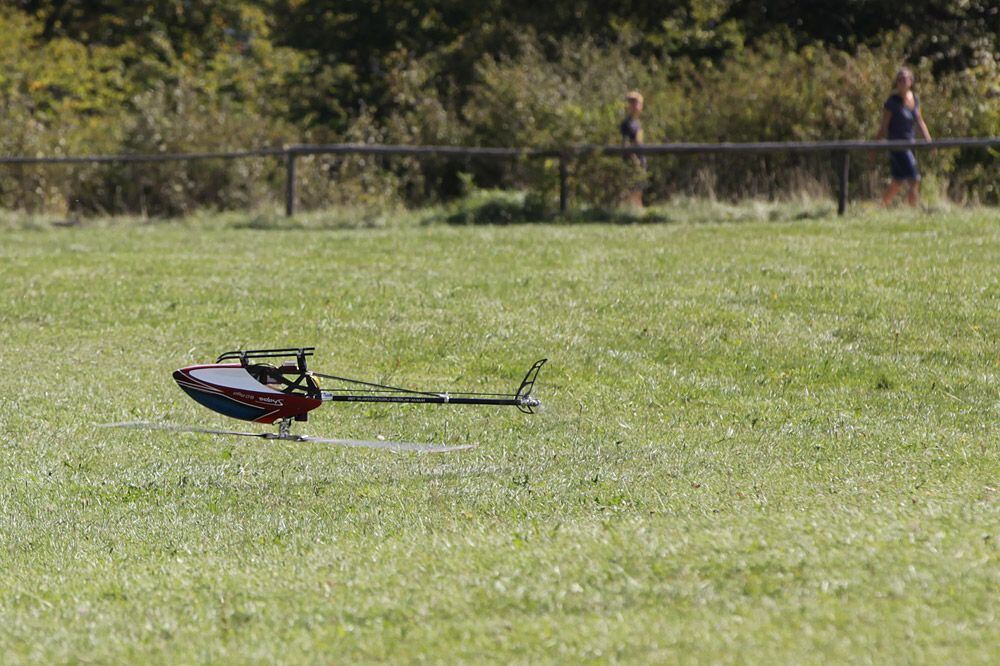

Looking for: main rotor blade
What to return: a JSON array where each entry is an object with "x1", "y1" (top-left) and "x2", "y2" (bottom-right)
[
  {"x1": 96, "y1": 421, "x2": 270, "y2": 438},
  {"x1": 96, "y1": 422, "x2": 473, "y2": 453},
  {"x1": 294, "y1": 435, "x2": 474, "y2": 453}
]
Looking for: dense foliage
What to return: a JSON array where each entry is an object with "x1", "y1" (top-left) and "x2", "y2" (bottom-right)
[{"x1": 2, "y1": 1, "x2": 997, "y2": 214}]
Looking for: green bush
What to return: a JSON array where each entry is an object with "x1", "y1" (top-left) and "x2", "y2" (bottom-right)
[
  {"x1": 1, "y1": 4, "x2": 996, "y2": 215},
  {"x1": 90, "y1": 81, "x2": 290, "y2": 217},
  {"x1": 0, "y1": 8, "x2": 299, "y2": 216},
  {"x1": 457, "y1": 30, "x2": 997, "y2": 207}
]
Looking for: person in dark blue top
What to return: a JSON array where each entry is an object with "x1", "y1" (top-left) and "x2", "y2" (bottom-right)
[
  {"x1": 620, "y1": 90, "x2": 646, "y2": 207},
  {"x1": 873, "y1": 67, "x2": 932, "y2": 206}
]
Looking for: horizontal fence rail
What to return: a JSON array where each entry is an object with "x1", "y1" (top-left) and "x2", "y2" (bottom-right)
[
  {"x1": 0, "y1": 147, "x2": 287, "y2": 165},
  {"x1": 1, "y1": 138, "x2": 996, "y2": 216},
  {"x1": 590, "y1": 137, "x2": 1000, "y2": 155}
]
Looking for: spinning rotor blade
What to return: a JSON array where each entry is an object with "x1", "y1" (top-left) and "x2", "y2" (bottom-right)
[
  {"x1": 97, "y1": 421, "x2": 270, "y2": 438},
  {"x1": 96, "y1": 422, "x2": 473, "y2": 453},
  {"x1": 294, "y1": 435, "x2": 474, "y2": 453}
]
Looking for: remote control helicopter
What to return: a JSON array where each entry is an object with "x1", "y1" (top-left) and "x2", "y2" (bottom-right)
[{"x1": 103, "y1": 347, "x2": 546, "y2": 453}]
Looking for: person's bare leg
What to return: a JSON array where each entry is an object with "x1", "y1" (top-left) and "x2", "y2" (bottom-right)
[
  {"x1": 906, "y1": 180, "x2": 920, "y2": 206},
  {"x1": 881, "y1": 181, "x2": 903, "y2": 207},
  {"x1": 623, "y1": 189, "x2": 643, "y2": 208}
]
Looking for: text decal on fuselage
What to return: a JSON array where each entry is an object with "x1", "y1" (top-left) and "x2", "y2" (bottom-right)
[{"x1": 234, "y1": 391, "x2": 284, "y2": 406}]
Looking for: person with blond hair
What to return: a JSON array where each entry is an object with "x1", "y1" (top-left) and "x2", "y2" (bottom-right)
[
  {"x1": 873, "y1": 67, "x2": 932, "y2": 206},
  {"x1": 620, "y1": 90, "x2": 646, "y2": 207}
]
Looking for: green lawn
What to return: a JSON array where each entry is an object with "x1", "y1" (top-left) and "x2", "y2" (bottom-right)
[{"x1": 1, "y1": 205, "x2": 997, "y2": 663}]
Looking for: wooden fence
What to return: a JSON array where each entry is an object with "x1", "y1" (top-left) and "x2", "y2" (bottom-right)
[{"x1": 2, "y1": 138, "x2": 996, "y2": 216}]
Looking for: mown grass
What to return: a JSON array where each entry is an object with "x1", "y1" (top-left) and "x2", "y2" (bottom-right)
[{"x1": 0, "y1": 203, "x2": 997, "y2": 663}]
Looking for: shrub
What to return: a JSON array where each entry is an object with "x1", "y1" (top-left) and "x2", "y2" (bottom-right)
[
  {"x1": 2, "y1": 5, "x2": 996, "y2": 214},
  {"x1": 455, "y1": 29, "x2": 997, "y2": 207},
  {"x1": 92, "y1": 80, "x2": 289, "y2": 217}
]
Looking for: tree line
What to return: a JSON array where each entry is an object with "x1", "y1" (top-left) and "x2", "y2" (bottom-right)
[{"x1": 3, "y1": 1, "x2": 997, "y2": 214}]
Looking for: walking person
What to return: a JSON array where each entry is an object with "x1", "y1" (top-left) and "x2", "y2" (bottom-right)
[
  {"x1": 873, "y1": 67, "x2": 932, "y2": 206},
  {"x1": 620, "y1": 90, "x2": 646, "y2": 208}
]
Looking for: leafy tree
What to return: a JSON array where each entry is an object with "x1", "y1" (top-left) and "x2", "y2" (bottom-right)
[{"x1": 723, "y1": 0, "x2": 999, "y2": 73}]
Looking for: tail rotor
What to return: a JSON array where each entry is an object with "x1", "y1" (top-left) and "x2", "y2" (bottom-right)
[{"x1": 515, "y1": 359, "x2": 547, "y2": 413}]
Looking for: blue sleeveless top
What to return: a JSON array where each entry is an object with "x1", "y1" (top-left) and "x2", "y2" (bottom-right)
[
  {"x1": 620, "y1": 117, "x2": 646, "y2": 167},
  {"x1": 620, "y1": 117, "x2": 641, "y2": 143},
  {"x1": 884, "y1": 94, "x2": 919, "y2": 141}
]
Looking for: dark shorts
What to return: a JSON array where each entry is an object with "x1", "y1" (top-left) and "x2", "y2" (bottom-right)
[{"x1": 888, "y1": 150, "x2": 920, "y2": 181}]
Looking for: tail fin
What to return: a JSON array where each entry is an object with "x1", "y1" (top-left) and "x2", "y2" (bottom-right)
[{"x1": 514, "y1": 359, "x2": 547, "y2": 413}]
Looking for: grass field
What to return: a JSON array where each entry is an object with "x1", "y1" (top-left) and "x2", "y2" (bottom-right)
[{"x1": 1, "y1": 203, "x2": 997, "y2": 663}]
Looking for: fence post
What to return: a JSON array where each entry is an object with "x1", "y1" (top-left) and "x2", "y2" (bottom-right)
[
  {"x1": 559, "y1": 153, "x2": 569, "y2": 214},
  {"x1": 837, "y1": 151, "x2": 850, "y2": 216},
  {"x1": 285, "y1": 148, "x2": 297, "y2": 217}
]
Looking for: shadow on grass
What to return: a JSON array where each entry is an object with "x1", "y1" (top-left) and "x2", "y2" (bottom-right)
[
  {"x1": 0, "y1": 193, "x2": 849, "y2": 231},
  {"x1": 428, "y1": 189, "x2": 676, "y2": 226},
  {"x1": 433, "y1": 190, "x2": 836, "y2": 226},
  {"x1": 228, "y1": 210, "x2": 400, "y2": 231}
]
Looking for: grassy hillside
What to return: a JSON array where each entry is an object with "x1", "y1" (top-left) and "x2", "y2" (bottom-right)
[{"x1": 1, "y1": 206, "x2": 997, "y2": 663}]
